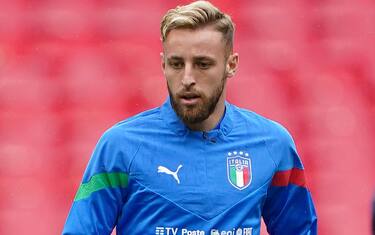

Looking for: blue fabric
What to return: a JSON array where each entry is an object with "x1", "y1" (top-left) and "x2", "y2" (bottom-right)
[
  {"x1": 213, "y1": 107, "x2": 225, "y2": 130},
  {"x1": 63, "y1": 98, "x2": 317, "y2": 235}
]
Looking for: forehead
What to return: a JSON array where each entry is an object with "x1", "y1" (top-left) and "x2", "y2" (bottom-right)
[{"x1": 163, "y1": 26, "x2": 226, "y2": 59}]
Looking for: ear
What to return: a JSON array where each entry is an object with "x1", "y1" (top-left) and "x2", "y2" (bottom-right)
[
  {"x1": 160, "y1": 52, "x2": 166, "y2": 73},
  {"x1": 226, "y1": 53, "x2": 239, "y2": 78}
]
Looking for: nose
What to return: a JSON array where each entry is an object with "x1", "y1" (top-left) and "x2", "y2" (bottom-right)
[{"x1": 181, "y1": 64, "x2": 196, "y2": 88}]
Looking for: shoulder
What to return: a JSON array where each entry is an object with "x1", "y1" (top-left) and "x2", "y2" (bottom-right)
[
  {"x1": 84, "y1": 107, "x2": 163, "y2": 178},
  {"x1": 101, "y1": 106, "x2": 163, "y2": 140},
  {"x1": 113, "y1": 106, "x2": 162, "y2": 131},
  {"x1": 230, "y1": 104, "x2": 293, "y2": 143},
  {"x1": 96, "y1": 106, "x2": 163, "y2": 157},
  {"x1": 230, "y1": 104, "x2": 299, "y2": 168}
]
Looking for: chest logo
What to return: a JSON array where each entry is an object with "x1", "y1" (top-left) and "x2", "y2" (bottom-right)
[
  {"x1": 157, "y1": 165, "x2": 183, "y2": 184},
  {"x1": 227, "y1": 151, "x2": 252, "y2": 190}
]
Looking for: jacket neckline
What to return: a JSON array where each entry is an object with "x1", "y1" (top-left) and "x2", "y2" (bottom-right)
[{"x1": 160, "y1": 97, "x2": 233, "y2": 137}]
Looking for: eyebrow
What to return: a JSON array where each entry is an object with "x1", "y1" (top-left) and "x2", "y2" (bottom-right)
[
  {"x1": 167, "y1": 55, "x2": 215, "y2": 61},
  {"x1": 167, "y1": 56, "x2": 183, "y2": 60},
  {"x1": 193, "y1": 56, "x2": 215, "y2": 61}
]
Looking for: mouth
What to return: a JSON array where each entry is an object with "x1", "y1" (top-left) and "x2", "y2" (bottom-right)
[{"x1": 179, "y1": 93, "x2": 201, "y2": 105}]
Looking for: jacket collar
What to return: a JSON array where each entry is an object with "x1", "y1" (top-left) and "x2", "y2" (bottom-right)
[{"x1": 160, "y1": 97, "x2": 233, "y2": 137}]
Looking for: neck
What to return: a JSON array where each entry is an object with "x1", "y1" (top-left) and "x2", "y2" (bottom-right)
[{"x1": 186, "y1": 95, "x2": 226, "y2": 132}]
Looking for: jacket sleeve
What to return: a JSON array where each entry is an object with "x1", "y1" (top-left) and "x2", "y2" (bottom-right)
[
  {"x1": 262, "y1": 123, "x2": 317, "y2": 235},
  {"x1": 62, "y1": 129, "x2": 131, "y2": 235}
]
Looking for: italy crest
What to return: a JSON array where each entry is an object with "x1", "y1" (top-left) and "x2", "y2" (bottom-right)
[{"x1": 227, "y1": 151, "x2": 251, "y2": 190}]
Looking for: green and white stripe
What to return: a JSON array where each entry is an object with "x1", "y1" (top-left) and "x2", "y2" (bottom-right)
[{"x1": 229, "y1": 165, "x2": 244, "y2": 187}]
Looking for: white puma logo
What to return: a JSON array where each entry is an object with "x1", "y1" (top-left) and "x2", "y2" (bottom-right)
[{"x1": 157, "y1": 165, "x2": 183, "y2": 184}]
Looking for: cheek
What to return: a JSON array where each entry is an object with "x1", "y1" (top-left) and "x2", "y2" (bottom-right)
[
  {"x1": 165, "y1": 73, "x2": 179, "y2": 93},
  {"x1": 165, "y1": 68, "x2": 183, "y2": 83},
  {"x1": 203, "y1": 70, "x2": 225, "y2": 87}
]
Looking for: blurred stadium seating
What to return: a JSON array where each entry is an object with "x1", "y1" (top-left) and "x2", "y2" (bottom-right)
[{"x1": 0, "y1": 0, "x2": 374, "y2": 234}]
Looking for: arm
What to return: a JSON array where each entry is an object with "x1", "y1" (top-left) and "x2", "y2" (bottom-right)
[
  {"x1": 62, "y1": 130, "x2": 130, "y2": 235},
  {"x1": 262, "y1": 124, "x2": 317, "y2": 235}
]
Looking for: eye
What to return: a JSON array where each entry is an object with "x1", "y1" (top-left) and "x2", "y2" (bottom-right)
[
  {"x1": 197, "y1": 61, "x2": 211, "y2": 70},
  {"x1": 168, "y1": 61, "x2": 184, "y2": 69}
]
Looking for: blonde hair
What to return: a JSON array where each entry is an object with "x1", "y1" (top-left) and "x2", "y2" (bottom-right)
[{"x1": 161, "y1": 1, "x2": 235, "y2": 53}]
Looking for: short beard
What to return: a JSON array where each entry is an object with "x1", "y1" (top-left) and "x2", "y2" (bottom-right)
[{"x1": 168, "y1": 76, "x2": 226, "y2": 125}]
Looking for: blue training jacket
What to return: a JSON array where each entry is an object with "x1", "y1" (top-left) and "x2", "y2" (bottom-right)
[{"x1": 63, "y1": 98, "x2": 317, "y2": 235}]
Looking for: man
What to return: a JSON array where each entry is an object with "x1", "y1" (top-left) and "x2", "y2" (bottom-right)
[{"x1": 63, "y1": 1, "x2": 317, "y2": 234}]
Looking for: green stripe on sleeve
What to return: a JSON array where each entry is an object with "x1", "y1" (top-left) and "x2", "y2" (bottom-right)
[{"x1": 74, "y1": 172, "x2": 129, "y2": 201}]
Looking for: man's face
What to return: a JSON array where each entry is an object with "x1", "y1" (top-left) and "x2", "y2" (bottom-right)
[{"x1": 162, "y1": 26, "x2": 235, "y2": 124}]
